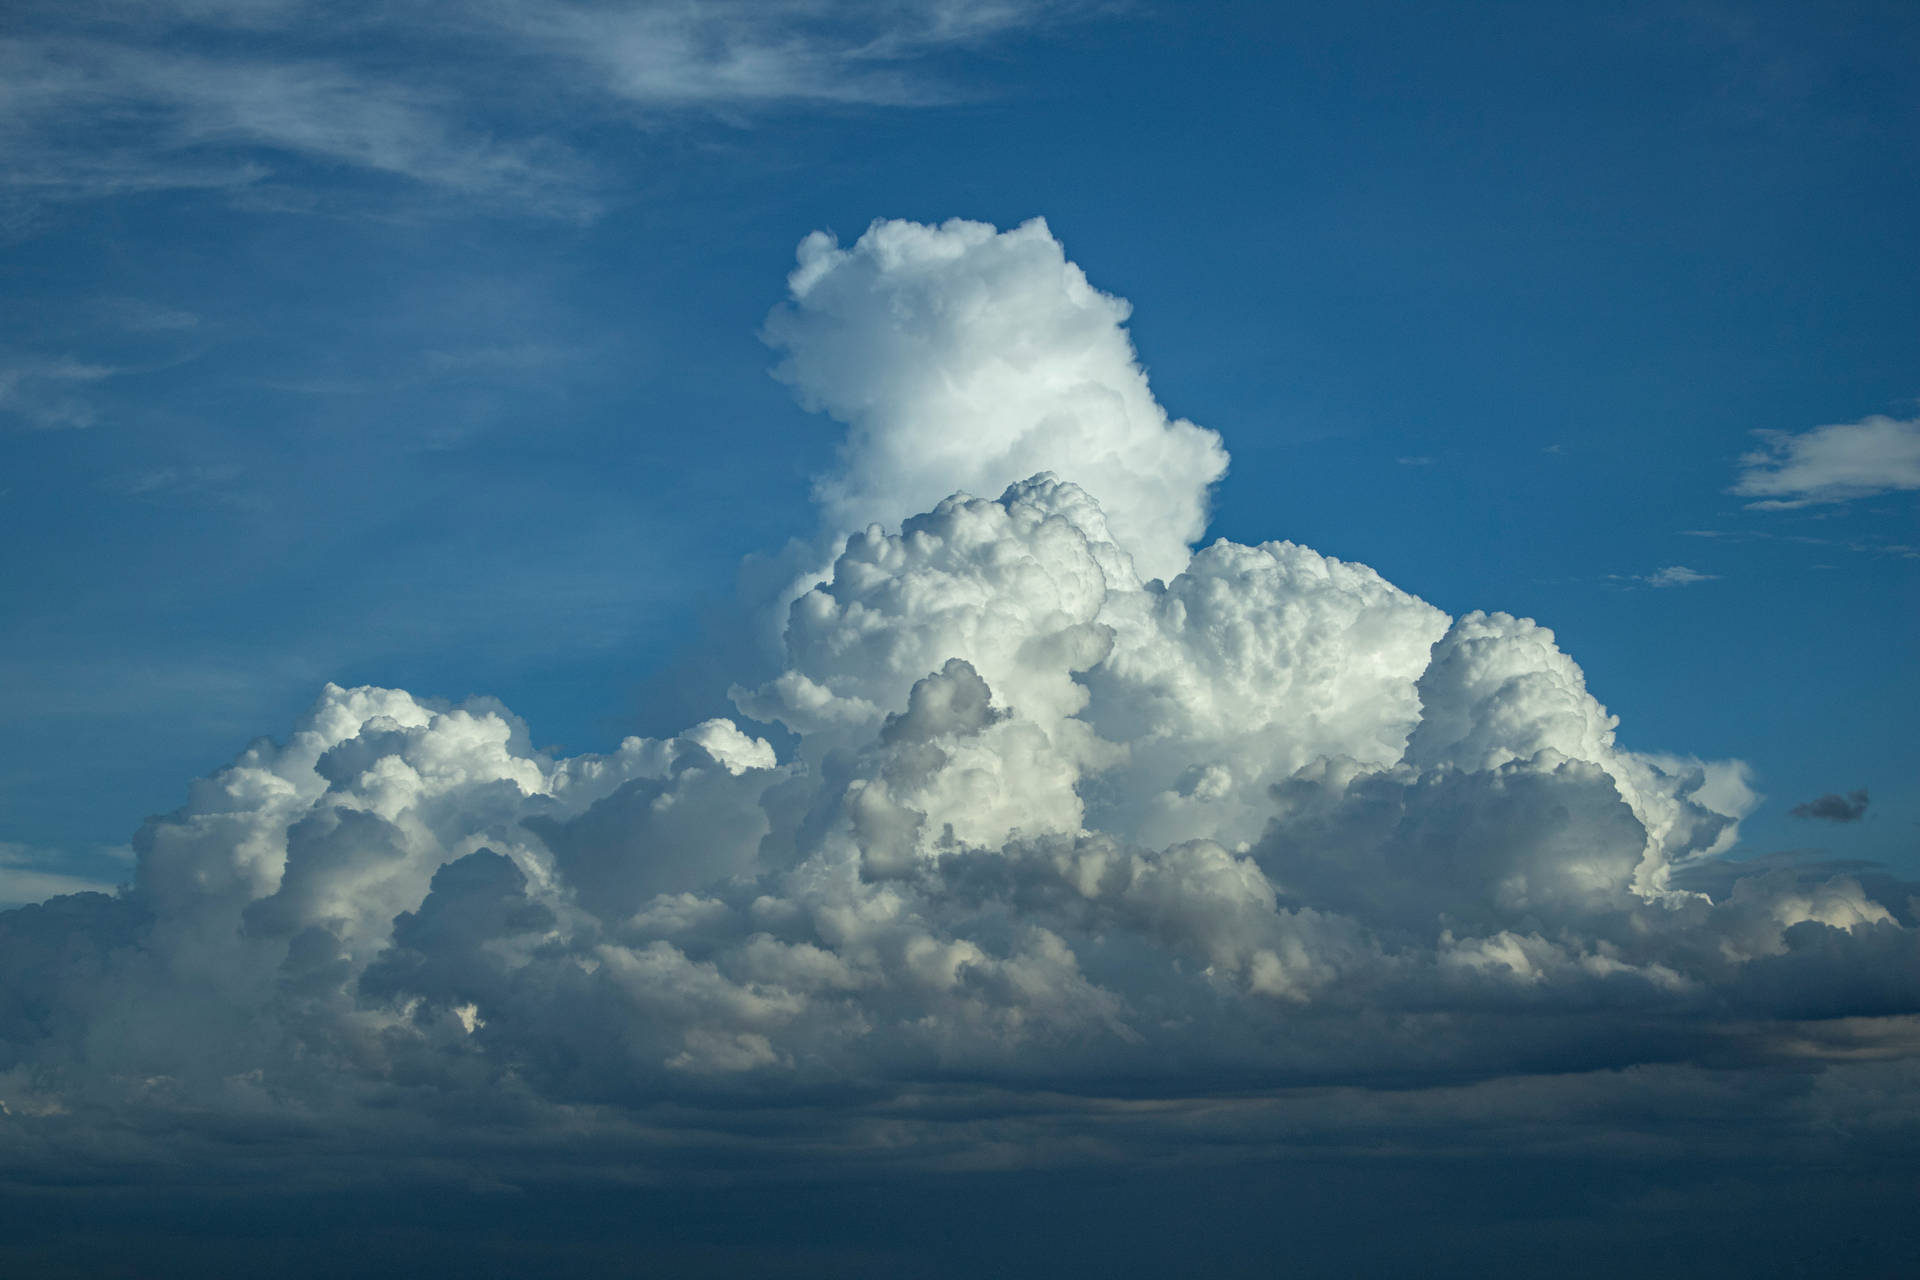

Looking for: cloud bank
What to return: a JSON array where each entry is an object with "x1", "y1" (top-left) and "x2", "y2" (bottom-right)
[{"x1": 3, "y1": 218, "x2": 1917, "y2": 1194}]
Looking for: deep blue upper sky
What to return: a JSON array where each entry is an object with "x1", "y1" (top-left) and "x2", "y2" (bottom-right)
[{"x1": 3, "y1": 0, "x2": 1915, "y2": 891}]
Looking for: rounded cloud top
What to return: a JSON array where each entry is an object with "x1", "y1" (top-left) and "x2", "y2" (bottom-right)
[{"x1": 766, "y1": 217, "x2": 1229, "y2": 583}]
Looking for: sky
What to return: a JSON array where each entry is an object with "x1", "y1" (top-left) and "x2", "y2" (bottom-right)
[{"x1": 2, "y1": 1, "x2": 1918, "y2": 1274}]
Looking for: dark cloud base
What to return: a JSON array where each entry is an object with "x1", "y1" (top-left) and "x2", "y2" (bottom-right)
[{"x1": 1789, "y1": 789, "x2": 1871, "y2": 823}]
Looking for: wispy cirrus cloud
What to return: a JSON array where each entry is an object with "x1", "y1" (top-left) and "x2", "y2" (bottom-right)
[
  {"x1": 495, "y1": 0, "x2": 1098, "y2": 109},
  {"x1": 0, "y1": 355, "x2": 119, "y2": 430},
  {"x1": 1682, "y1": 527, "x2": 1920, "y2": 560},
  {"x1": 0, "y1": 34, "x2": 598, "y2": 220},
  {"x1": 1608, "y1": 564, "x2": 1719, "y2": 589},
  {"x1": 107, "y1": 463, "x2": 255, "y2": 510},
  {"x1": 0, "y1": 334, "x2": 209, "y2": 432},
  {"x1": 1, "y1": 1, "x2": 1108, "y2": 224},
  {"x1": 88, "y1": 298, "x2": 200, "y2": 333}
]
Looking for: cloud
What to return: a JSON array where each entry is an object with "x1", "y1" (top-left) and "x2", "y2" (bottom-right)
[
  {"x1": 112, "y1": 462, "x2": 240, "y2": 492},
  {"x1": 0, "y1": 354, "x2": 118, "y2": 430},
  {"x1": 1790, "y1": 788, "x2": 1870, "y2": 823},
  {"x1": 1733, "y1": 415, "x2": 1920, "y2": 508},
  {"x1": 1642, "y1": 564, "x2": 1717, "y2": 587},
  {"x1": 91, "y1": 298, "x2": 200, "y2": 332},
  {"x1": 2, "y1": 2, "x2": 1109, "y2": 222},
  {"x1": 0, "y1": 218, "x2": 1915, "y2": 1197},
  {"x1": 0, "y1": 842, "x2": 129, "y2": 908},
  {"x1": 1682, "y1": 526, "x2": 1920, "y2": 560},
  {"x1": 0, "y1": 34, "x2": 597, "y2": 220},
  {"x1": 1, "y1": 339, "x2": 209, "y2": 431},
  {"x1": 764, "y1": 217, "x2": 1229, "y2": 583},
  {"x1": 499, "y1": 0, "x2": 1092, "y2": 110},
  {"x1": 1607, "y1": 565, "x2": 1719, "y2": 589}
]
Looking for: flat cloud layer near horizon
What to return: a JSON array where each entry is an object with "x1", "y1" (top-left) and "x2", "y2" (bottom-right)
[{"x1": 3, "y1": 220, "x2": 1918, "y2": 1218}]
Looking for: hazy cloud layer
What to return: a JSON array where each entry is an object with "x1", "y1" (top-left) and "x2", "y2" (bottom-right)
[
  {"x1": 1, "y1": 1, "x2": 1104, "y2": 223},
  {"x1": 2, "y1": 219, "x2": 1915, "y2": 1192},
  {"x1": 0, "y1": 355, "x2": 118, "y2": 430},
  {"x1": 0, "y1": 842, "x2": 128, "y2": 909}
]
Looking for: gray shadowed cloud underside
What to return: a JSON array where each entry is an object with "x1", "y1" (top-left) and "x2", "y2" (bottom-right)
[{"x1": 1789, "y1": 788, "x2": 1870, "y2": 823}]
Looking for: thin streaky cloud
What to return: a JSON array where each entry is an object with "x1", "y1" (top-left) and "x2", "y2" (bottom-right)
[
  {"x1": 0, "y1": 37, "x2": 600, "y2": 220},
  {"x1": 495, "y1": 0, "x2": 1103, "y2": 108},
  {"x1": 108, "y1": 463, "x2": 257, "y2": 510},
  {"x1": 1607, "y1": 565, "x2": 1719, "y2": 589},
  {"x1": 0, "y1": 354, "x2": 119, "y2": 430},
  {"x1": 92, "y1": 298, "x2": 201, "y2": 332},
  {"x1": 1681, "y1": 528, "x2": 1920, "y2": 560},
  {"x1": 0, "y1": 2, "x2": 1112, "y2": 220}
]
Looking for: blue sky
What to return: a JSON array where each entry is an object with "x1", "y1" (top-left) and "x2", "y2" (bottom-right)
[
  {"x1": 5, "y1": 4, "x2": 1920, "y2": 1273},
  {"x1": 5, "y1": 1, "x2": 1915, "y2": 894}
]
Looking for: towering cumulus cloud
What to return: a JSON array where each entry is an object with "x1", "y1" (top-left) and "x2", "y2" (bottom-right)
[
  {"x1": 2, "y1": 220, "x2": 1916, "y2": 1199},
  {"x1": 766, "y1": 217, "x2": 1228, "y2": 583}
]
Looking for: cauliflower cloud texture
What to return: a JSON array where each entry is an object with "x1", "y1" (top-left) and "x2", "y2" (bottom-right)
[{"x1": 2, "y1": 219, "x2": 1915, "y2": 1191}]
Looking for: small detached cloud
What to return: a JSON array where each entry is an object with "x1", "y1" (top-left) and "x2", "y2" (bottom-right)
[
  {"x1": 1643, "y1": 564, "x2": 1718, "y2": 587},
  {"x1": 1610, "y1": 565, "x2": 1719, "y2": 588},
  {"x1": 1790, "y1": 788, "x2": 1871, "y2": 823},
  {"x1": 1733, "y1": 414, "x2": 1920, "y2": 508}
]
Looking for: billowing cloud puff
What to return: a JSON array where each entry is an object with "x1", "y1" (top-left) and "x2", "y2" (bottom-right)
[
  {"x1": 2, "y1": 220, "x2": 1916, "y2": 1193},
  {"x1": 765, "y1": 217, "x2": 1229, "y2": 583}
]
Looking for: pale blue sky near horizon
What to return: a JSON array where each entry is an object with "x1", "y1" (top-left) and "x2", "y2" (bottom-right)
[{"x1": 3, "y1": 0, "x2": 1915, "y2": 895}]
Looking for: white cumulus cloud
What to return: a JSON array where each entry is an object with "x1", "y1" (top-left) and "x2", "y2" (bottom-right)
[
  {"x1": 0, "y1": 217, "x2": 1915, "y2": 1193},
  {"x1": 765, "y1": 217, "x2": 1230, "y2": 584}
]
